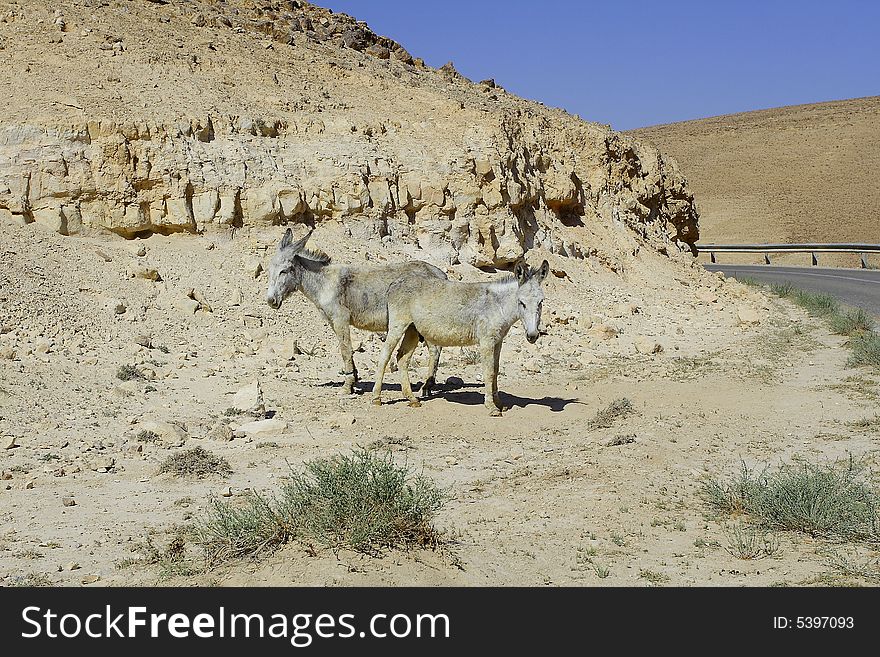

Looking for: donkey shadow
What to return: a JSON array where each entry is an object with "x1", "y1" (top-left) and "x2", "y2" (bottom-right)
[
  {"x1": 442, "y1": 390, "x2": 582, "y2": 413},
  {"x1": 350, "y1": 376, "x2": 481, "y2": 398}
]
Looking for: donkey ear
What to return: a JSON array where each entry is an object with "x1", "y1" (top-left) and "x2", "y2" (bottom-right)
[
  {"x1": 279, "y1": 227, "x2": 293, "y2": 250},
  {"x1": 514, "y1": 260, "x2": 529, "y2": 284},
  {"x1": 535, "y1": 259, "x2": 550, "y2": 282},
  {"x1": 290, "y1": 228, "x2": 314, "y2": 253}
]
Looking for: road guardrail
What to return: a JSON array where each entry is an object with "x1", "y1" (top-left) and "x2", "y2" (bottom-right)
[{"x1": 696, "y1": 243, "x2": 880, "y2": 268}]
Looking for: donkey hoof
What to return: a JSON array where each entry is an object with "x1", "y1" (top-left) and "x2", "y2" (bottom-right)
[
  {"x1": 489, "y1": 408, "x2": 503, "y2": 417},
  {"x1": 407, "y1": 400, "x2": 422, "y2": 408},
  {"x1": 371, "y1": 398, "x2": 382, "y2": 406}
]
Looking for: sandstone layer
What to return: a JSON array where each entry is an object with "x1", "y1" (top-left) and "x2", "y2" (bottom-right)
[{"x1": 0, "y1": 0, "x2": 698, "y2": 266}]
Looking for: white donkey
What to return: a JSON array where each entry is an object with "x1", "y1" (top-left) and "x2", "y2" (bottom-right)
[
  {"x1": 266, "y1": 227, "x2": 447, "y2": 395},
  {"x1": 372, "y1": 259, "x2": 550, "y2": 416}
]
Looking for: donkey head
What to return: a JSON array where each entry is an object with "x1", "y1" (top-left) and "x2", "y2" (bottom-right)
[
  {"x1": 266, "y1": 227, "x2": 317, "y2": 309},
  {"x1": 513, "y1": 259, "x2": 550, "y2": 343}
]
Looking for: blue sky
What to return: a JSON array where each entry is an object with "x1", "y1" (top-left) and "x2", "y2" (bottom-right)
[{"x1": 326, "y1": 0, "x2": 880, "y2": 130}]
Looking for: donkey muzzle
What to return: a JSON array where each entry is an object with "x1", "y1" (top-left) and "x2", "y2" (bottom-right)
[
  {"x1": 267, "y1": 295, "x2": 282, "y2": 309},
  {"x1": 526, "y1": 333, "x2": 539, "y2": 344}
]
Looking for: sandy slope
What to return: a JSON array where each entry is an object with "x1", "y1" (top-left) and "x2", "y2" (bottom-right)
[
  {"x1": 630, "y1": 97, "x2": 880, "y2": 266},
  {"x1": 2, "y1": 219, "x2": 878, "y2": 587}
]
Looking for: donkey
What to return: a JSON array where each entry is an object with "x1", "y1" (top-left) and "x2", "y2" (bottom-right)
[
  {"x1": 372, "y1": 259, "x2": 550, "y2": 416},
  {"x1": 266, "y1": 227, "x2": 447, "y2": 395}
]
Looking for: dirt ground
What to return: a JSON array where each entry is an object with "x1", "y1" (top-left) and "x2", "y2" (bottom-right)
[{"x1": 2, "y1": 218, "x2": 878, "y2": 587}]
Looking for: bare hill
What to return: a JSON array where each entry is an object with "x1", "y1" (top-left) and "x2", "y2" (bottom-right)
[
  {"x1": 630, "y1": 97, "x2": 880, "y2": 250},
  {"x1": 0, "y1": 0, "x2": 698, "y2": 269}
]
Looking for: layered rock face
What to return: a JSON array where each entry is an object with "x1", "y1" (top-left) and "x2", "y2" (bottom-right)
[{"x1": 0, "y1": 0, "x2": 698, "y2": 266}]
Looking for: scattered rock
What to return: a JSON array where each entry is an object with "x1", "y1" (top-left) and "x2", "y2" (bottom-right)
[
  {"x1": 696, "y1": 289, "x2": 718, "y2": 304},
  {"x1": 588, "y1": 324, "x2": 618, "y2": 340},
  {"x1": 4, "y1": 435, "x2": 19, "y2": 450},
  {"x1": 66, "y1": 562, "x2": 81, "y2": 571},
  {"x1": 220, "y1": 486, "x2": 233, "y2": 497},
  {"x1": 89, "y1": 456, "x2": 115, "y2": 472},
  {"x1": 81, "y1": 574, "x2": 100, "y2": 585},
  {"x1": 737, "y1": 307, "x2": 762, "y2": 325},
  {"x1": 25, "y1": 479, "x2": 36, "y2": 489},
  {"x1": 235, "y1": 418, "x2": 287, "y2": 437},
  {"x1": 189, "y1": 288, "x2": 213, "y2": 312},
  {"x1": 62, "y1": 497, "x2": 76, "y2": 507},
  {"x1": 110, "y1": 300, "x2": 126, "y2": 315},
  {"x1": 229, "y1": 288, "x2": 244, "y2": 306},
  {"x1": 206, "y1": 421, "x2": 234, "y2": 442},
  {"x1": 133, "y1": 334, "x2": 152, "y2": 348},
  {"x1": 0, "y1": 345, "x2": 15, "y2": 360},
  {"x1": 611, "y1": 303, "x2": 640, "y2": 317},
  {"x1": 129, "y1": 264, "x2": 161, "y2": 281},
  {"x1": 178, "y1": 296, "x2": 200, "y2": 314},
  {"x1": 231, "y1": 380, "x2": 265, "y2": 415},
  {"x1": 137, "y1": 420, "x2": 188, "y2": 444},
  {"x1": 634, "y1": 336, "x2": 663, "y2": 355}
]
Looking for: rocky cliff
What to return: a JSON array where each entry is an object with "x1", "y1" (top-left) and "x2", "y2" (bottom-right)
[{"x1": 0, "y1": 0, "x2": 698, "y2": 267}]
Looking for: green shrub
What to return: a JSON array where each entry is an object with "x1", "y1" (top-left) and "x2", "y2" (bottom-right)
[
  {"x1": 704, "y1": 458, "x2": 880, "y2": 541},
  {"x1": 194, "y1": 449, "x2": 445, "y2": 564}
]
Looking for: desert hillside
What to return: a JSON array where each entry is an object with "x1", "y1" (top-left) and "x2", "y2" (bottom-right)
[
  {"x1": 0, "y1": 0, "x2": 698, "y2": 268},
  {"x1": 629, "y1": 96, "x2": 880, "y2": 249}
]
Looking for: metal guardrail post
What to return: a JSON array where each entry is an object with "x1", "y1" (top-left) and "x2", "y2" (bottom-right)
[{"x1": 696, "y1": 243, "x2": 880, "y2": 268}]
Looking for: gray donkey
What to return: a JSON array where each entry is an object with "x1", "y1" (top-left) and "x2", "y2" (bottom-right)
[
  {"x1": 266, "y1": 227, "x2": 447, "y2": 395},
  {"x1": 372, "y1": 259, "x2": 550, "y2": 416}
]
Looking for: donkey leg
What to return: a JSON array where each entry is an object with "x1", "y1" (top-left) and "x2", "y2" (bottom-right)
[
  {"x1": 492, "y1": 341, "x2": 504, "y2": 411},
  {"x1": 331, "y1": 317, "x2": 357, "y2": 395},
  {"x1": 372, "y1": 322, "x2": 409, "y2": 406},
  {"x1": 421, "y1": 344, "x2": 441, "y2": 399},
  {"x1": 480, "y1": 339, "x2": 502, "y2": 417},
  {"x1": 398, "y1": 325, "x2": 422, "y2": 407}
]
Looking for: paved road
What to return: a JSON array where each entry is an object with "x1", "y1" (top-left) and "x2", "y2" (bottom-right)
[{"x1": 704, "y1": 264, "x2": 880, "y2": 317}]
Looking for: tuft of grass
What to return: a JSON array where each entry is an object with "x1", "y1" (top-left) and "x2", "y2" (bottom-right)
[
  {"x1": 158, "y1": 447, "x2": 232, "y2": 479},
  {"x1": 638, "y1": 569, "x2": 669, "y2": 585},
  {"x1": 765, "y1": 283, "x2": 879, "y2": 371},
  {"x1": 193, "y1": 449, "x2": 445, "y2": 564},
  {"x1": 118, "y1": 531, "x2": 201, "y2": 577},
  {"x1": 589, "y1": 398, "x2": 634, "y2": 429},
  {"x1": 136, "y1": 430, "x2": 160, "y2": 443},
  {"x1": 594, "y1": 564, "x2": 610, "y2": 579},
  {"x1": 5, "y1": 572, "x2": 53, "y2": 587},
  {"x1": 704, "y1": 458, "x2": 880, "y2": 542},
  {"x1": 223, "y1": 407, "x2": 244, "y2": 417},
  {"x1": 848, "y1": 416, "x2": 880, "y2": 432},
  {"x1": 824, "y1": 549, "x2": 880, "y2": 583},
  {"x1": 738, "y1": 277, "x2": 762, "y2": 287},
  {"x1": 848, "y1": 332, "x2": 880, "y2": 369},
  {"x1": 116, "y1": 364, "x2": 143, "y2": 381},
  {"x1": 830, "y1": 308, "x2": 875, "y2": 336},
  {"x1": 723, "y1": 522, "x2": 780, "y2": 559}
]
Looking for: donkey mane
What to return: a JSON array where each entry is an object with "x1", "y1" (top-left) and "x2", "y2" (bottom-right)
[{"x1": 299, "y1": 247, "x2": 331, "y2": 265}]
